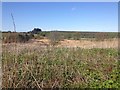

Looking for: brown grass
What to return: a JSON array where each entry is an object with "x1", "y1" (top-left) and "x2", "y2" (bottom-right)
[
  {"x1": 58, "y1": 38, "x2": 118, "y2": 48},
  {"x1": 3, "y1": 38, "x2": 118, "y2": 49}
]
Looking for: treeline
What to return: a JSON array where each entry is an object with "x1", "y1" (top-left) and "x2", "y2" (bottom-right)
[
  {"x1": 2, "y1": 28, "x2": 41, "y2": 43},
  {"x1": 2, "y1": 28, "x2": 119, "y2": 43}
]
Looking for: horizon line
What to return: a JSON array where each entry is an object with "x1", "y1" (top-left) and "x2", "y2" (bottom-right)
[{"x1": 1, "y1": 29, "x2": 118, "y2": 33}]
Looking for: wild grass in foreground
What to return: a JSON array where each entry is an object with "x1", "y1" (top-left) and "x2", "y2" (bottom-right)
[{"x1": 2, "y1": 47, "x2": 120, "y2": 88}]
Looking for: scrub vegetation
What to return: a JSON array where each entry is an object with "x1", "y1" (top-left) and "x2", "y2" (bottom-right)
[{"x1": 1, "y1": 30, "x2": 119, "y2": 89}]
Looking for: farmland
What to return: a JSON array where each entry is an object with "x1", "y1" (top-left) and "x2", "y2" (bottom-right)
[{"x1": 1, "y1": 31, "x2": 120, "y2": 89}]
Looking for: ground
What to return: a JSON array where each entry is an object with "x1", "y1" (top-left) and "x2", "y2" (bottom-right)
[{"x1": 2, "y1": 38, "x2": 119, "y2": 88}]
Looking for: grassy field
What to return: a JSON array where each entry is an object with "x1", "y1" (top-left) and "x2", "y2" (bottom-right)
[
  {"x1": 1, "y1": 31, "x2": 119, "y2": 88},
  {"x1": 2, "y1": 44, "x2": 120, "y2": 88}
]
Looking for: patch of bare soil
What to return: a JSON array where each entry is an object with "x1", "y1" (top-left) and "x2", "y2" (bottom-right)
[
  {"x1": 27, "y1": 38, "x2": 118, "y2": 49},
  {"x1": 58, "y1": 38, "x2": 118, "y2": 49},
  {"x1": 2, "y1": 38, "x2": 118, "y2": 53},
  {"x1": 28, "y1": 38, "x2": 50, "y2": 46}
]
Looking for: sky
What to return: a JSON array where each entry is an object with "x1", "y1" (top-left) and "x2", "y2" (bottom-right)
[{"x1": 2, "y1": 2, "x2": 118, "y2": 32}]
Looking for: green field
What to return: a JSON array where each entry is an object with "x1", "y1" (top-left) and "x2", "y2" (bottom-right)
[{"x1": 2, "y1": 46, "x2": 120, "y2": 88}]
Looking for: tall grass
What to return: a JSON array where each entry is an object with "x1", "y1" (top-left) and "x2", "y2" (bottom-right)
[{"x1": 2, "y1": 46, "x2": 119, "y2": 88}]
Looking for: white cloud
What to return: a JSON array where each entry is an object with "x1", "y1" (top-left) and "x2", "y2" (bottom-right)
[{"x1": 71, "y1": 7, "x2": 76, "y2": 11}]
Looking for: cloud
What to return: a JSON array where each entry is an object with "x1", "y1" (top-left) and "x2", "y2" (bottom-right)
[{"x1": 71, "y1": 7, "x2": 76, "y2": 11}]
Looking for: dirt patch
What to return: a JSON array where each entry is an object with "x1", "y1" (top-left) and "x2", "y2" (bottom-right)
[
  {"x1": 2, "y1": 38, "x2": 118, "y2": 50},
  {"x1": 28, "y1": 38, "x2": 118, "y2": 49},
  {"x1": 58, "y1": 38, "x2": 118, "y2": 49}
]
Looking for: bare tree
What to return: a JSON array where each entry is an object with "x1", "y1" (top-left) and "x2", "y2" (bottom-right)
[{"x1": 48, "y1": 30, "x2": 61, "y2": 46}]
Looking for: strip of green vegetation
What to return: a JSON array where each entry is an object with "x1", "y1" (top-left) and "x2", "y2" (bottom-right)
[
  {"x1": 2, "y1": 47, "x2": 119, "y2": 88},
  {"x1": 2, "y1": 31, "x2": 118, "y2": 43},
  {"x1": 39, "y1": 31, "x2": 118, "y2": 40}
]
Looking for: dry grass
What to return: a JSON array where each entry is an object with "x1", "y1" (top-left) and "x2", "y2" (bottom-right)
[
  {"x1": 2, "y1": 38, "x2": 119, "y2": 88},
  {"x1": 58, "y1": 38, "x2": 118, "y2": 48},
  {"x1": 2, "y1": 38, "x2": 118, "y2": 49}
]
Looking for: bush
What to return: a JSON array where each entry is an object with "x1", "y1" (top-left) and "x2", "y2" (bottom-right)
[
  {"x1": 17, "y1": 34, "x2": 30, "y2": 43},
  {"x1": 2, "y1": 33, "x2": 31, "y2": 43},
  {"x1": 29, "y1": 28, "x2": 42, "y2": 34},
  {"x1": 47, "y1": 31, "x2": 62, "y2": 46}
]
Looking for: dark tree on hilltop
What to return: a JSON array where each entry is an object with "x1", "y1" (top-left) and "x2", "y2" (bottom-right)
[{"x1": 31, "y1": 28, "x2": 42, "y2": 34}]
